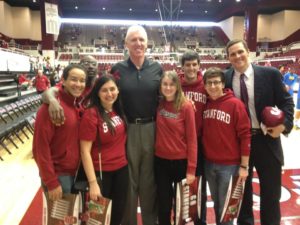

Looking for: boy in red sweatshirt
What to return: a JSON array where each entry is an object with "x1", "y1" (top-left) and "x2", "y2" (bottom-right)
[
  {"x1": 202, "y1": 67, "x2": 251, "y2": 225},
  {"x1": 32, "y1": 64, "x2": 86, "y2": 201},
  {"x1": 179, "y1": 51, "x2": 207, "y2": 225}
]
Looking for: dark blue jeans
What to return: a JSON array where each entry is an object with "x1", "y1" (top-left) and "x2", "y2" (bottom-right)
[
  {"x1": 205, "y1": 161, "x2": 239, "y2": 225},
  {"x1": 42, "y1": 175, "x2": 74, "y2": 194}
]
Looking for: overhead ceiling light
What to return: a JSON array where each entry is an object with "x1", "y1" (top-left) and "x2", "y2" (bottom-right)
[
  {"x1": 62, "y1": 18, "x2": 220, "y2": 27},
  {"x1": 129, "y1": 8, "x2": 132, "y2": 11},
  {"x1": 155, "y1": 9, "x2": 158, "y2": 12},
  {"x1": 236, "y1": 0, "x2": 241, "y2": 2},
  {"x1": 33, "y1": 0, "x2": 36, "y2": 2},
  {"x1": 180, "y1": 9, "x2": 183, "y2": 13},
  {"x1": 75, "y1": 6, "x2": 78, "y2": 10},
  {"x1": 102, "y1": 7, "x2": 106, "y2": 10},
  {"x1": 205, "y1": 10, "x2": 208, "y2": 13},
  {"x1": 219, "y1": 0, "x2": 222, "y2": 2}
]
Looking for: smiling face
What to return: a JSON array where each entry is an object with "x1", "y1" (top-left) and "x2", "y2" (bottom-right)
[
  {"x1": 125, "y1": 29, "x2": 147, "y2": 60},
  {"x1": 204, "y1": 76, "x2": 224, "y2": 100},
  {"x1": 227, "y1": 41, "x2": 250, "y2": 73},
  {"x1": 62, "y1": 68, "x2": 86, "y2": 98},
  {"x1": 182, "y1": 59, "x2": 200, "y2": 83},
  {"x1": 80, "y1": 55, "x2": 98, "y2": 86},
  {"x1": 98, "y1": 80, "x2": 119, "y2": 111},
  {"x1": 160, "y1": 76, "x2": 177, "y2": 101}
]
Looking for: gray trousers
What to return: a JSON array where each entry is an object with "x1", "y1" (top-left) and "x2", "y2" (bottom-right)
[{"x1": 122, "y1": 122, "x2": 157, "y2": 225}]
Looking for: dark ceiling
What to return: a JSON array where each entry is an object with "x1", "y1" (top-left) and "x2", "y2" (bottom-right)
[{"x1": 4, "y1": 0, "x2": 300, "y2": 22}]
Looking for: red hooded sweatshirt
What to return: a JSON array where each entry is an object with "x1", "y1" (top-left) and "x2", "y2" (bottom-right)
[
  {"x1": 32, "y1": 88, "x2": 82, "y2": 191},
  {"x1": 179, "y1": 72, "x2": 207, "y2": 137},
  {"x1": 202, "y1": 89, "x2": 251, "y2": 165},
  {"x1": 155, "y1": 100, "x2": 197, "y2": 175}
]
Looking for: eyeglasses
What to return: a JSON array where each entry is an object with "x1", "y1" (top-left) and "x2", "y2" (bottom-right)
[
  {"x1": 205, "y1": 80, "x2": 222, "y2": 87},
  {"x1": 81, "y1": 61, "x2": 98, "y2": 67}
]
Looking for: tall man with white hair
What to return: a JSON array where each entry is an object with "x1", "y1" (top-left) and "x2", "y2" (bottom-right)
[{"x1": 111, "y1": 25, "x2": 163, "y2": 225}]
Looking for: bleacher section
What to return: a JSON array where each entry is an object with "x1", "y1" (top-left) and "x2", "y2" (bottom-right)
[
  {"x1": 0, "y1": 95, "x2": 41, "y2": 160},
  {"x1": 0, "y1": 72, "x2": 37, "y2": 105},
  {"x1": 58, "y1": 25, "x2": 227, "y2": 52},
  {"x1": 0, "y1": 48, "x2": 41, "y2": 160},
  {"x1": 0, "y1": 73, "x2": 18, "y2": 100},
  {"x1": 259, "y1": 45, "x2": 300, "y2": 73}
]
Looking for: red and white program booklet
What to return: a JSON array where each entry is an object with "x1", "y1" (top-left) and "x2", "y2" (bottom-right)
[
  {"x1": 175, "y1": 176, "x2": 202, "y2": 225},
  {"x1": 220, "y1": 176, "x2": 245, "y2": 223},
  {"x1": 42, "y1": 193, "x2": 82, "y2": 225},
  {"x1": 84, "y1": 197, "x2": 112, "y2": 225}
]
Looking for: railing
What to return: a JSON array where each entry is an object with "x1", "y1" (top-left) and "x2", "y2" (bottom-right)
[
  {"x1": 255, "y1": 56, "x2": 296, "y2": 63},
  {"x1": 0, "y1": 47, "x2": 31, "y2": 57},
  {"x1": 287, "y1": 41, "x2": 300, "y2": 51}
]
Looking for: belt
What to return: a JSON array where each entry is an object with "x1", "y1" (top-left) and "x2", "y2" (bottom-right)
[
  {"x1": 251, "y1": 128, "x2": 263, "y2": 135},
  {"x1": 128, "y1": 117, "x2": 155, "y2": 124}
]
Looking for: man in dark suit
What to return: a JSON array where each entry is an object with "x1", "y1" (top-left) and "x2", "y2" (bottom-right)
[{"x1": 224, "y1": 39, "x2": 294, "y2": 225}]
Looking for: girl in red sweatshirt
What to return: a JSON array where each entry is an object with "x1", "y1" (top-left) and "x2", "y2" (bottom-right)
[
  {"x1": 155, "y1": 71, "x2": 197, "y2": 225},
  {"x1": 33, "y1": 64, "x2": 86, "y2": 201},
  {"x1": 79, "y1": 75, "x2": 128, "y2": 225}
]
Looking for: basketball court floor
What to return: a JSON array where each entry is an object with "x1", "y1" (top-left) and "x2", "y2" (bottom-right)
[{"x1": 0, "y1": 105, "x2": 299, "y2": 225}]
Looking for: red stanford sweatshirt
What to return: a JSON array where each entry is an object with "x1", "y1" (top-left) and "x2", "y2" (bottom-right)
[
  {"x1": 202, "y1": 89, "x2": 251, "y2": 165},
  {"x1": 155, "y1": 100, "x2": 197, "y2": 175},
  {"x1": 179, "y1": 72, "x2": 207, "y2": 137}
]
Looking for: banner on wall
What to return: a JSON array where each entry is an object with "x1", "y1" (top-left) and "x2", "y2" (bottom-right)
[{"x1": 45, "y1": 2, "x2": 59, "y2": 35}]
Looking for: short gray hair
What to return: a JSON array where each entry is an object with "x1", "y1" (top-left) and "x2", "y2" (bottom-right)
[{"x1": 125, "y1": 25, "x2": 148, "y2": 43}]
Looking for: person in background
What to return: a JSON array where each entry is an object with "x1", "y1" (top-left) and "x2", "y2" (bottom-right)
[
  {"x1": 49, "y1": 70, "x2": 58, "y2": 87},
  {"x1": 264, "y1": 60, "x2": 272, "y2": 67},
  {"x1": 179, "y1": 50, "x2": 207, "y2": 225},
  {"x1": 283, "y1": 67, "x2": 298, "y2": 96},
  {"x1": 33, "y1": 69, "x2": 50, "y2": 94},
  {"x1": 18, "y1": 73, "x2": 32, "y2": 90},
  {"x1": 79, "y1": 75, "x2": 128, "y2": 225},
  {"x1": 278, "y1": 64, "x2": 285, "y2": 75},
  {"x1": 225, "y1": 39, "x2": 294, "y2": 225},
  {"x1": 278, "y1": 65, "x2": 285, "y2": 81},
  {"x1": 111, "y1": 25, "x2": 163, "y2": 225},
  {"x1": 202, "y1": 67, "x2": 251, "y2": 225},
  {"x1": 32, "y1": 64, "x2": 86, "y2": 201},
  {"x1": 42, "y1": 55, "x2": 99, "y2": 125},
  {"x1": 155, "y1": 71, "x2": 197, "y2": 225}
]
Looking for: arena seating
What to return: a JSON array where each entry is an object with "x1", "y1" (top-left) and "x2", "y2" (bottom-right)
[
  {"x1": 0, "y1": 95, "x2": 41, "y2": 160},
  {"x1": 0, "y1": 72, "x2": 18, "y2": 100},
  {"x1": 58, "y1": 25, "x2": 227, "y2": 51},
  {"x1": 262, "y1": 47, "x2": 300, "y2": 72}
]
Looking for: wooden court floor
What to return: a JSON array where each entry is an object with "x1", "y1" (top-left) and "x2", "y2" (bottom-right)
[{"x1": 0, "y1": 127, "x2": 300, "y2": 225}]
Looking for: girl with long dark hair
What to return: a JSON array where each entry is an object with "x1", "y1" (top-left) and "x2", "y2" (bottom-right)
[{"x1": 79, "y1": 75, "x2": 128, "y2": 225}]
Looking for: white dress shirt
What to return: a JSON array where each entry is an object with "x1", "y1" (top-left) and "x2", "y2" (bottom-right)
[{"x1": 232, "y1": 64, "x2": 260, "y2": 129}]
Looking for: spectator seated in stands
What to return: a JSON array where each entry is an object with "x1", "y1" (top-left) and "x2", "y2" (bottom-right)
[
  {"x1": 18, "y1": 73, "x2": 32, "y2": 90},
  {"x1": 0, "y1": 39, "x2": 8, "y2": 49},
  {"x1": 264, "y1": 60, "x2": 272, "y2": 67}
]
